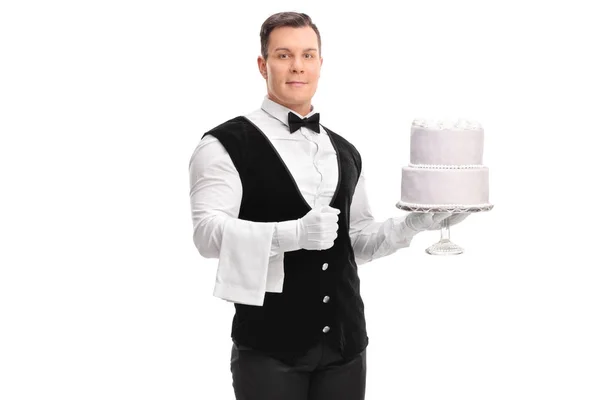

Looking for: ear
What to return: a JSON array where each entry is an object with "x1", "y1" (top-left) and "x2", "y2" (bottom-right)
[
  {"x1": 319, "y1": 56, "x2": 323, "y2": 77},
  {"x1": 257, "y1": 56, "x2": 267, "y2": 79}
]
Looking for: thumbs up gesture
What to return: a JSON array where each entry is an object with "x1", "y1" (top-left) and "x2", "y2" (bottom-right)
[{"x1": 297, "y1": 206, "x2": 341, "y2": 250}]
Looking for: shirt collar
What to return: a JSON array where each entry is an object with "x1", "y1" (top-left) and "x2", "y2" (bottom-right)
[{"x1": 260, "y1": 96, "x2": 319, "y2": 130}]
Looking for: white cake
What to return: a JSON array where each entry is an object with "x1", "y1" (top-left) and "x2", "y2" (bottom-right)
[{"x1": 398, "y1": 118, "x2": 492, "y2": 210}]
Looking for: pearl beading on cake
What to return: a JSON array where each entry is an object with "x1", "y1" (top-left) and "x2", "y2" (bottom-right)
[
  {"x1": 412, "y1": 118, "x2": 482, "y2": 130},
  {"x1": 408, "y1": 163, "x2": 484, "y2": 169}
]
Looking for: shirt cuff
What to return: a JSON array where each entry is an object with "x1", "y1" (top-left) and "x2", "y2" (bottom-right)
[
  {"x1": 273, "y1": 219, "x2": 300, "y2": 253},
  {"x1": 371, "y1": 217, "x2": 415, "y2": 259}
]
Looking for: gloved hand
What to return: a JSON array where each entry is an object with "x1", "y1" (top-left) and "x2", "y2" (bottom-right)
[
  {"x1": 366, "y1": 212, "x2": 470, "y2": 256},
  {"x1": 404, "y1": 212, "x2": 470, "y2": 233},
  {"x1": 297, "y1": 205, "x2": 340, "y2": 251}
]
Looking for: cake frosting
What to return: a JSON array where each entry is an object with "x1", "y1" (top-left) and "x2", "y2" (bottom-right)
[{"x1": 399, "y1": 118, "x2": 491, "y2": 208}]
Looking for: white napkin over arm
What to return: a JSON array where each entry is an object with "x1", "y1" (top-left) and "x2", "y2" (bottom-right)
[{"x1": 189, "y1": 135, "x2": 287, "y2": 306}]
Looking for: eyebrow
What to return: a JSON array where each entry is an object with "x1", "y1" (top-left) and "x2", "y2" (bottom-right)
[{"x1": 273, "y1": 47, "x2": 318, "y2": 52}]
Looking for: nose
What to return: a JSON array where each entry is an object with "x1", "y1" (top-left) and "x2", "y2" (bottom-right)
[{"x1": 290, "y1": 56, "x2": 305, "y2": 74}]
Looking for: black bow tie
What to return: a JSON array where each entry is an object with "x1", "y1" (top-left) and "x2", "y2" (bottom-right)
[{"x1": 288, "y1": 112, "x2": 320, "y2": 134}]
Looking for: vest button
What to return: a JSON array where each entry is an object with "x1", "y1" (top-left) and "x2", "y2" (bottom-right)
[
  {"x1": 322, "y1": 326, "x2": 330, "y2": 333},
  {"x1": 322, "y1": 263, "x2": 329, "y2": 271},
  {"x1": 323, "y1": 296, "x2": 330, "y2": 303}
]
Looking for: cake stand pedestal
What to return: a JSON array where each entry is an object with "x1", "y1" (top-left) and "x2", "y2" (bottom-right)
[
  {"x1": 425, "y1": 217, "x2": 463, "y2": 255},
  {"x1": 395, "y1": 202, "x2": 494, "y2": 256}
]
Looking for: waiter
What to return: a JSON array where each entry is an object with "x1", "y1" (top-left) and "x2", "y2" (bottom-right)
[{"x1": 188, "y1": 11, "x2": 468, "y2": 400}]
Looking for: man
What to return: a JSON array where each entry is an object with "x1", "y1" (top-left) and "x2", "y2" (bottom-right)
[{"x1": 188, "y1": 11, "x2": 468, "y2": 400}]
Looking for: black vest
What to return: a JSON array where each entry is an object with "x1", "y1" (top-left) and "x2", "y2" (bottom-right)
[{"x1": 202, "y1": 116, "x2": 368, "y2": 365}]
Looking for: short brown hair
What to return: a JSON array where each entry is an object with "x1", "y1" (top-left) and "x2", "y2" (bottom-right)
[{"x1": 259, "y1": 12, "x2": 321, "y2": 60}]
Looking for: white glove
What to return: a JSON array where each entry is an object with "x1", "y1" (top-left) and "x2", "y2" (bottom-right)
[
  {"x1": 404, "y1": 212, "x2": 469, "y2": 233},
  {"x1": 297, "y1": 205, "x2": 340, "y2": 251}
]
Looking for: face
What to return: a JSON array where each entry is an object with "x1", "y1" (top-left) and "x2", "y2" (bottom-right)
[{"x1": 257, "y1": 26, "x2": 323, "y2": 116}]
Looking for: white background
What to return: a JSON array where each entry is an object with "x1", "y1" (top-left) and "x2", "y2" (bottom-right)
[{"x1": 1, "y1": 0, "x2": 599, "y2": 399}]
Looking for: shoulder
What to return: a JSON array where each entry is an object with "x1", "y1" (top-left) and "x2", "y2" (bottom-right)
[
  {"x1": 322, "y1": 125, "x2": 362, "y2": 165},
  {"x1": 199, "y1": 116, "x2": 261, "y2": 171},
  {"x1": 202, "y1": 116, "x2": 251, "y2": 139}
]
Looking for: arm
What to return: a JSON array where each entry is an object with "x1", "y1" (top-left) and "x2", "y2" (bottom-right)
[
  {"x1": 348, "y1": 171, "x2": 470, "y2": 265},
  {"x1": 189, "y1": 135, "x2": 295, "y2": 305},
  {"x1": 349, "y1": 171, "x2": 413, "y2": 265}
]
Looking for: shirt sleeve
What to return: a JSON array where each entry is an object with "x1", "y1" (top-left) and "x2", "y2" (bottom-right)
[
  {"x1": 189, "y1": 134, "x2": 288, "y2": 305},
  {"x1": 349, "y1": 169, "x2": 414, "y2": 265}
]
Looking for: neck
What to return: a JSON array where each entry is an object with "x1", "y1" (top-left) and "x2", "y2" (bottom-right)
[
  {"x1": 267, "y1": 94, "x2": 312, "y2": 117},
  {"x1": 289, "y1": 104, "x2": 312, "y2": 117}
]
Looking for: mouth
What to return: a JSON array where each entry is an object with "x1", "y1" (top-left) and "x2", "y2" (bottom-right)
[{"x1": 286, "y1": 81, "x2": 307, "y2": 87}]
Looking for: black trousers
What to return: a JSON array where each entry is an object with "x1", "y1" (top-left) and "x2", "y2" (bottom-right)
[{"x1": 230, "y1": 336, "x2": 367, "y2": 400}]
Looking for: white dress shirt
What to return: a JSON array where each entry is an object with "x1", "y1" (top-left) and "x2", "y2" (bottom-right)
[{"x1": 189, "y1": 97, "x2": 412, "y2": 306}]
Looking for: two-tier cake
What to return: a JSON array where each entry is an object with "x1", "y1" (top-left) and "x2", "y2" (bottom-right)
[{"x1": 397, "y1": 118, "x2": 493, "y2": 212}]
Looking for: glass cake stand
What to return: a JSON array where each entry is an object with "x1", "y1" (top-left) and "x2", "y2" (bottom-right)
[{"x1": 395, "y1": 202, "x2": 494, "y2": 255}]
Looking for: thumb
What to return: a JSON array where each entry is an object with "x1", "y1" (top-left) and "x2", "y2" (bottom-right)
[
  {"x1": 405, "y1": 212, "x2": 435, "y2": 231},
  {"x1": 320, "y1": 205, "x2": 341, "y2": 215}
]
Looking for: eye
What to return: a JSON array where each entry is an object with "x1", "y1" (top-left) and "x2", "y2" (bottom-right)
[
  {"x1": 304, "y1": 53, "x2": 314, "y2": 59},
  {"x1": 278, "y1": 54, "x2": 289, "y2": 59}
]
